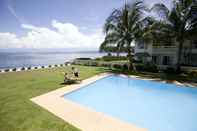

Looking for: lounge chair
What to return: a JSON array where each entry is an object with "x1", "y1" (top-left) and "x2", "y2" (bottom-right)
[{"x1": 63, "y1": 72, "x2": 80, "y2": 84}]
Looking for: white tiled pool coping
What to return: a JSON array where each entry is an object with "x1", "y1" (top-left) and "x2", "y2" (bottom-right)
[{"x1": 31, "y1": 73, "x2": 147, "y2": 131}]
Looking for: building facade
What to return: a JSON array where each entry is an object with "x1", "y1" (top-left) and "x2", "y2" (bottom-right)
[{"x1": 134, "y1": 40, "x2": 197, "y2": 67}]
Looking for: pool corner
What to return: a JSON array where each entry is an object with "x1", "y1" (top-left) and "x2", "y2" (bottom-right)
[{"x1": 30, "y1": 73, "x2": 147, "y2": 131}]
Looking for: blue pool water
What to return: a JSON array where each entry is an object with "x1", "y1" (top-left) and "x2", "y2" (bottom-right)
[{"x1": 64, "y1": 75, "x2": 197, "y2": 131}]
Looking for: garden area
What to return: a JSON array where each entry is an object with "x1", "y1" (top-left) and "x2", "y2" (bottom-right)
[{"x1": 73, "y1": 56, "x2": 197, "y2": 84}]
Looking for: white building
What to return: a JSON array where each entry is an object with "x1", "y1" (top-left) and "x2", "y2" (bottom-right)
[{"x1": 134, "y1": 40, "x2": 197, "y2": 68}]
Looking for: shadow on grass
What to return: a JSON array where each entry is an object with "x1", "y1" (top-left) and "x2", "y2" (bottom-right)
[{"x1": 60, "y1": 79, "x2": 81, "y2": 85}]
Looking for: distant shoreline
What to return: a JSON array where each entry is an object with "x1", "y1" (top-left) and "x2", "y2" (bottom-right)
[
  {"x1": 0, "y1": 63, "x2": 71, "y2": 73},
  {"x1": 0, "y1": 51, "x2": 107, "y2": 70}
]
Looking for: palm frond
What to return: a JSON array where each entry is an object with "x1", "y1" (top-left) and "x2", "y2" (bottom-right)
[
  {"x1": 100, "y1": 0, "x2": 145, "y2": 55},
  {"x1": 150, "y1": 3, "x2": 169, "y2": 19}
]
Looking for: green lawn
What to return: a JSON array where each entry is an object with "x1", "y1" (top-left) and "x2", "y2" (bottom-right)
[
  {"x1": 0, "y1": 65, "x2": 107, "y2": 131},
  {"x1": 1, "y1": 65, "x2": 196, "y2": 131}
]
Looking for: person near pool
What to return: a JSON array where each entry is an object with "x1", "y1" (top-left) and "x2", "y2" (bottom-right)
[
  {"x1": 72, "y1": 67, "x2": 79, "y2": 77},
  {"x1": 64, "y1": 72, "x2": 69, "y2": 83}
]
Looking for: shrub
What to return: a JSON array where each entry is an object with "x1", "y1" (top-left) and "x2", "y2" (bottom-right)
[
  {"x1": 146, "y1": 64, "x2": 158, "y2": 73},
  {"x1": 90, "y1": 61, "x2": 98, "y2": 66},
  {"x1": 95, "y1": 57, "x2": 102, "y2": 61},
  {"x1": 87, "y1": 62, "x2": 92, "y2": 66},
  {"x1": 34, "y1": 67, "x2": 38, "y2": 69},
  {"x1": 42, "y1": 66, "x2": 45, "y2": 68},
  {"x1": 113, "y1": 64, "x2": 122, "y2": 69},
  {"x1": 101, "y1": 56, "x2": 127, "y2": 61},
  {"x1": 135, "y1": 63, "x2": 158, "y2": 73},
  {"x1": 12, "y1": 68, "x2": 17, "y2": 71},
  {"x1": 27, "y1": 67, "x2": 31, "y2": 70},
  {"x1": 55, "y1": 64, "x2": 58, "y2": 67},
  {"x1": 100, "y1": 63, "x2": 110, "y2": 67},
  {"x1": 48, "y1": 65, "x2": 52, "y2": 68},
  {"x1": 100, "y1": 63, "x2": 106, "y2": 67},
  {"x1": 60, "y1": 64, "x2": 63, "y2": 67},
  {"x1": 21, "y1": 67, "x2": 26, "y2": 70},
  {"x1": 65, "y1": 62, "x2": 71, "y2": 66},
  {"x1": 135, "y1": 64, "x2": 144, "y2": 71},
  {"x1": 123, "y1": 64, "x2": 129, "y2": 71},
  {"x1": 164, "y1": 67, "x2": 176, "y2": 74},
  {"x1": 5, "y1": 69, "x2": 10, "y2": 72},
  {"x1": 133, "y1": 59, "x2": 142, "y2": 63},
  {"x1": 76, "y1": 58, "x2": 92, "y2": 60},
  {"x1": 189, "y1": 71, "x2": 197, "y2": 77}
]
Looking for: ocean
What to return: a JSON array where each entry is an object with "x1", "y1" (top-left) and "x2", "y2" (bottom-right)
[{"x1": 0, "y1": 50, "x2": 106, "y2": 69}]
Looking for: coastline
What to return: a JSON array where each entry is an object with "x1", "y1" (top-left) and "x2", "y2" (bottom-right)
[
  {"x1": 0, "y1": 62, "x2": 71, "y2": 73},
  {"x1": 0, "y1": 51, "x2": 107, "y2": 71}
]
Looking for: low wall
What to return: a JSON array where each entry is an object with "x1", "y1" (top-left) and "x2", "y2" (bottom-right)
[
  {"x1": 0, "y1": 63, "x2": 70, "y2": 73},
  {"x1": 72, "y1": 60, "x2": 128, "y2": 67}
]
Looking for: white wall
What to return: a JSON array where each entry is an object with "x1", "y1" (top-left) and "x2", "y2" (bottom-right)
[{"x1": 134, "y1": 40, "x2": 197, "y2": 66}]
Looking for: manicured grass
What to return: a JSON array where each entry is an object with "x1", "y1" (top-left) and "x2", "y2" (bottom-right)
[{"x1": 0, "y1": 65, "x2": 107, "y2": 131}]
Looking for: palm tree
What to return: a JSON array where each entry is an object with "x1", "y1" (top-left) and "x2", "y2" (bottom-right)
[
  {"x1": 99, "y1": 43, "x2": 127, "y2": 56},
  {"x1": 100, "y1": 0, "x2": 145, "y2": 70},
  {"x1": 149, "y1": 0, "x2": 197, "y2": 72}
]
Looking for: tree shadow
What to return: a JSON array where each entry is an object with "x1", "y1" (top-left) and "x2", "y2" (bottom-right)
[{"x1": 60, "y1": 79, "x2": 81, "y2": 85}]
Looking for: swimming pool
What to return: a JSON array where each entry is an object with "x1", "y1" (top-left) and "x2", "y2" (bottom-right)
[{"x1": 64, "y1": 75, "x2": 197, "y2": 131}]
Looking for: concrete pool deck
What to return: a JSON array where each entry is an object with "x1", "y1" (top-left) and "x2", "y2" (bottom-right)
[
  {"x1": 31, "y1": 73, "x2": 196, "y2": 131},
  {"x1": 31, "y1": 73, "x2": 147, "y2": 131}
]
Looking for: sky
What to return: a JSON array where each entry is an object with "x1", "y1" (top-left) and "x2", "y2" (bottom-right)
[{"x1": 0, "y1": 0, "x2": 171, "y2": 50}]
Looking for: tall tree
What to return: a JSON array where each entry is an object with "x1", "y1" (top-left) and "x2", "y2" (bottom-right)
[
  {"x1": 100, "y1": 0, "x2": 145, "y2": 70},
  {"x1": 150, "y1": 0, "x2": 197, "y2": 71}
]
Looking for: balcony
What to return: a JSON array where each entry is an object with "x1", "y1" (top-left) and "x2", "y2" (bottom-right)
[{"x1": 152, "y1": 45, "x2": 177, "y2": 54}]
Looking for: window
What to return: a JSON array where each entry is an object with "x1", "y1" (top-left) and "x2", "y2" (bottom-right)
[
  {"x1": 152, "y1": 56, "x2": 157, "y2": 64},
  {"x1": 162, "y1": 56, "x2": 173, "y2": 65},
  {"x1": 192, "y1": 40, "x2": 197, "y2": 48}
]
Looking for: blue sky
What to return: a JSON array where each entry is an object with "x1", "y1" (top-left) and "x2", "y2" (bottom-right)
[{"x1": 0, "y1": 0, "x2": 171, "y2": 49}]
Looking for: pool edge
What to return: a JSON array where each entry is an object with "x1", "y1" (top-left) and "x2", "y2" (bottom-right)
[{"x1": 30, "y1": 73, "x2": 147, "y2": 131}]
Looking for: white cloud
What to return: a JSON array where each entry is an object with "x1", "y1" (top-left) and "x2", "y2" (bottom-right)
[
  {"x1": 0, "y1": 20, "x2": 104, "y2": 49},
  {"x1": 0, "y1": 32, "x2": 21, "y2": 48}
]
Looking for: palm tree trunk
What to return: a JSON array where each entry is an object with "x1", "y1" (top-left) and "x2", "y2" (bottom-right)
[
  {"x1": 176, "y1": 40, "x2": 184, "y2": 72},
  {"x1": 189, "y1": 42, "x2": 192, "y2": 65},
  {"x1": 117, "y1": 44, "x2": 121, "y2": 57},
  {"x1": 117, "y1": 50, "x2": 120, "y2": 57},
  {"x1": 127, "y1": 42, "x2": 133, "y2": 71}
]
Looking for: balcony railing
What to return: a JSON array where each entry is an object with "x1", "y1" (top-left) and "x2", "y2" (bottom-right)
[
  {"x1": 153, "y1": 45, "x2": 177, "y2": 48},
  {"x1": 152, "y1": 46, "x2": 177, "y2": 54}
]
